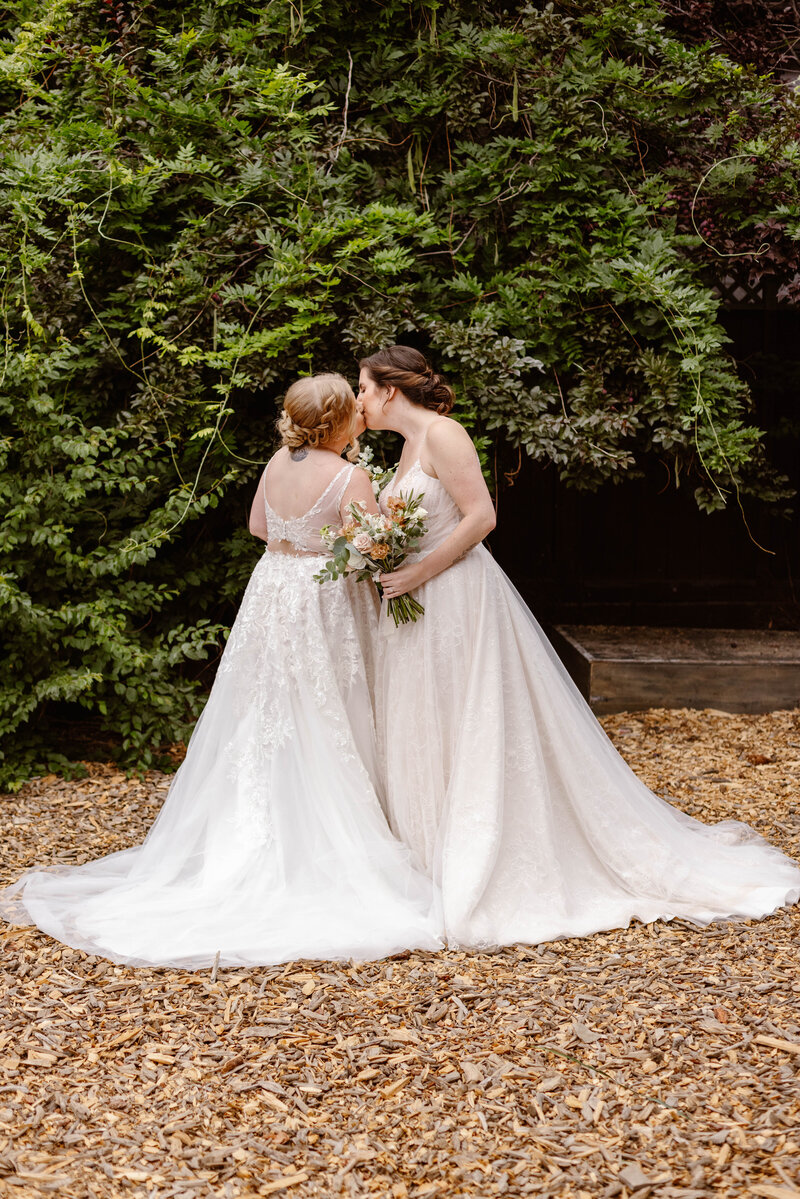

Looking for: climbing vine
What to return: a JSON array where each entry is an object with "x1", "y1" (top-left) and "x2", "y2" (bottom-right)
[{"x1": 1, "y1": 0, "x2": 799, "y2": 785}]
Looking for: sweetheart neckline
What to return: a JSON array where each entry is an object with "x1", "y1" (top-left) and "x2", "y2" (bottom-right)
[{"x1": 390, "y1": 458, "x2": 440, "y2": 491}]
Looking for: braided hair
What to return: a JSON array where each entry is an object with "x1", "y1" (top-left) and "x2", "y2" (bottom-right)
[{"x1": 277, "y1": 373, "x2": 360, "y2": 462}]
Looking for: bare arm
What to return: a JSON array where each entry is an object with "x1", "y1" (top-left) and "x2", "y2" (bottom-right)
[
  {"x1": 248, "y1": 468, "x2": 268, "y2": 542},
  {"x1": 380, "y1": 421, "x2": 496, "y2": 595}
]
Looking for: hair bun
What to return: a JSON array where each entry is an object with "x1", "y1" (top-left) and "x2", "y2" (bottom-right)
[{"x1": 423, "y1": 371, "x2": 455, "y2": 414}]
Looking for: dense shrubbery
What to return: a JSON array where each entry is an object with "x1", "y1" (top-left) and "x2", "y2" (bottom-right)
[
  {"x1": 1, "y1": 0, "x2": 799, "y2": 785},
  {"x1": 661, "y1": 0, "x2": 800, "y2": 78}
]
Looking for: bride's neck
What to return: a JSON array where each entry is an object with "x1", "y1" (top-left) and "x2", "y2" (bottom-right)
[{"x1": 387, "y1": 397, "x2": 438, "y2": 443}]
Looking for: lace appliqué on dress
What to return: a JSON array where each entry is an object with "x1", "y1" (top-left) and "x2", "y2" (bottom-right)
[{"x1": 216, "y1": 463, "x2": 366, "y2": 846}]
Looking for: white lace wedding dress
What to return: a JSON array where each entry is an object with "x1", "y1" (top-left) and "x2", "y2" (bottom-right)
[
  {"x1": 1, "y1": 461, "x2": 442, "y2": 968},
  {"x1": 376, "y1": 461, "x2": 800, "y2": 949}
]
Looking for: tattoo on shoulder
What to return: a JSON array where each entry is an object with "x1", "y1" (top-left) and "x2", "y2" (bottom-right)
[{"x1": 290, "y1": 448, "x2": 309, "y2": 461}]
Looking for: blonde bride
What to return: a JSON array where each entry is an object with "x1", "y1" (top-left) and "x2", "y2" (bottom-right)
[{"x1": 1, "y1": 373, "x2": 441, "y2": 968}]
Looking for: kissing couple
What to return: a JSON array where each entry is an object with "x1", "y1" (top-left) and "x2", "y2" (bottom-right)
[{"x1": 3, "y1": 346, "x2": 798, "y2": 967}]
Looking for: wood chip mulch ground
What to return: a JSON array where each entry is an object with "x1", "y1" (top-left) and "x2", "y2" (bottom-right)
[{"x1": 1, "y1": 708, "x2": 800, "y2": 1199}]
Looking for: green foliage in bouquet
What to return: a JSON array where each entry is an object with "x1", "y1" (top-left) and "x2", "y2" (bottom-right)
[
  {"x1": 315, "y1": 491, "x2": 428, "y2": 625},
  {"x1": 1, "y1": 0, "x2": 799, "y2": 784}
]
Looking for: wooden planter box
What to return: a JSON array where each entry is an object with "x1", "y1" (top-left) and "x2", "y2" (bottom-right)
[{"x1": 550, "y1": 625, "x2": 800, "y2": 715}]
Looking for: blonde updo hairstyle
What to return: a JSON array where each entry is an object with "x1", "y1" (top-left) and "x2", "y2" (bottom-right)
[{"x1": 277, "y1": 372, "x2": 360, "y2": 462}]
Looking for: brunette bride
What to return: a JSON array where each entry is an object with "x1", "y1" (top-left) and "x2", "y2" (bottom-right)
[
  {"x1": 360, "y1": 344, "x2": 800, "y2": 949},
  {"x1": 0, "y1": 373, "x2": 441, "y2": 968}
]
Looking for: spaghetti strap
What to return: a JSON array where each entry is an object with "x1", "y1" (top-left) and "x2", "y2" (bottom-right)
[
  {"x1": 307, "y1": 461, "x2": 352, "y2": 515},
  {"x1": 331, "y1": 463, "x2": 356, "y2": 515},
  {"x1": 262, "y1": 457, "x2": 275, "y2": 522}
]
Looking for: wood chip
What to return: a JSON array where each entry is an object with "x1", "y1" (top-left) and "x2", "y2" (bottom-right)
[
  {"x1": 259, "y1": 1174, "x2": 310, "y2": 1195},
  {"x1": 1, "y1": 708, "x2": 800, "y2": 1197},
  {"x1": 753, "y1": 1034, "x2": 800, "y2": 1055},
  {"x1": 619, "y1": 1163, "x2": 655, "y2": 1189}
]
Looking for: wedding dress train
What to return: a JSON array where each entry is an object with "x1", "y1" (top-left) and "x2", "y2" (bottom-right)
[
  {"x1": 0, "y1": 463, "x2": 442, "y2": 967},
  {"x1": 376, "y1": 461, "x2": 800, "y2": 948}
]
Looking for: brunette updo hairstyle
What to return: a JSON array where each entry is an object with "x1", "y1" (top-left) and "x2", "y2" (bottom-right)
[
  {"x1": 277, "y1": 372, "x2": 360, "y2": 462},
  {"x1": 359, "y1": 345, "x2": 455, "y2": 415}
]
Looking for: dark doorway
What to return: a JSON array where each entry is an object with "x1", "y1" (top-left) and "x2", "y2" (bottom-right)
[{"x1": 489, "y1": 306, "x2": 800, "y2": 630}]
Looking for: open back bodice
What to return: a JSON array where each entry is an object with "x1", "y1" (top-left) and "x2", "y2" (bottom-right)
[{"x1": 264, "y1": 459, "x2": 355, "y2": 556}]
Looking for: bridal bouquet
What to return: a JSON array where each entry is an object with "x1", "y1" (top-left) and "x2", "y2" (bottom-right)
[{"x1": 314, "y1": 492, "x2": 428, "y2": 626}]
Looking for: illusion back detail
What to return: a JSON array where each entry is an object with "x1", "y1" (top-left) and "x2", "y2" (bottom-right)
[{"x1": 264, "y1": 461, "x2": 355, "y2": 555}]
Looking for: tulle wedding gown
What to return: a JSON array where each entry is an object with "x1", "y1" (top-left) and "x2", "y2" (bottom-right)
[
  {"x1": 376, "y1": 460, "x2": 800, "y2": 949},
  {"x1": 1, "y1": 461, "x2": 442, "y2": 968}
]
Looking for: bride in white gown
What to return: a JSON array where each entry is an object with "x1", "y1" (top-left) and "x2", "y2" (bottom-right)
[
  {"x1": 0, "y1": 374, "x2": 441, "y2": 968},
  {"x1": 359, "y1": 345, "x2": 800, "y2": 949}
]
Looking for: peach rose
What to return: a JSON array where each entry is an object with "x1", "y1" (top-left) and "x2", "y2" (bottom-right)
[{"x1": 353, "y1": 532, "x2": 374, "y2": 553}]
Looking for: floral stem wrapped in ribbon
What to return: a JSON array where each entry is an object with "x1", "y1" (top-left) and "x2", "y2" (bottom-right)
[{"x1": 314, "y1": 491, "x2": 428, "y2": 626}]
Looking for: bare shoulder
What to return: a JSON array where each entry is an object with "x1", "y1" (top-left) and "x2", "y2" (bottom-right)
[
  {"x1": 346, "y1": 463, "x2": 375, "y2": 493},
  {"x1": 265, "y1": 446, "x2": 290, "y2": 475},
  {"x1": 341, "y1": 462, "x2": 379, "y2": 513},
  {"x1": 425, "y1": 417, "x2": 477, "y2": 461},
  {"x1": 340, "y1": 461, "x2": 377, "y2": 493},
  {"x1": 349, "y1": 463, "x2": 370, "y2": 483}
]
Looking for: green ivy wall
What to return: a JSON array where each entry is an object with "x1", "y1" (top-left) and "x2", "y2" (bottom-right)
[{"x1": 1, "y1": 0, "x2": 798, "y2": 784}]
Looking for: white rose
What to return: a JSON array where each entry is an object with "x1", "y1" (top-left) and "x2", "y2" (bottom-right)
[{"x1": 415, "y1": 507, "x2": 428, "y2": 517}]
